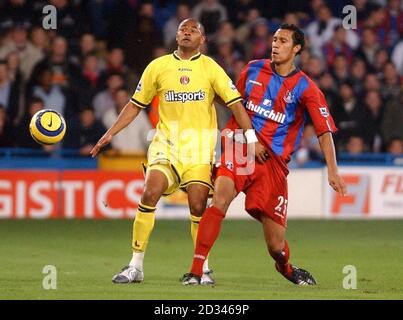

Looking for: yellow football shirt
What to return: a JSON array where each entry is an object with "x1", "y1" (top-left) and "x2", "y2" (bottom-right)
[{"x1": 130, "y1": 51, "x2": 242, "y2": 164}]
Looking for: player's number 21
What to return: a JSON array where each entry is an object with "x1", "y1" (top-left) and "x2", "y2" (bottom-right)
[{"x1": 275, "y1": 196, "x2": 288, "y2": 216}]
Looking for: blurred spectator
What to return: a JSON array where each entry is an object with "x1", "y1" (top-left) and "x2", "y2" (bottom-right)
[
  {"x1": 355, "y1": 28, "x2": 380, "y2": 68},
  {"x1": 125, "y1": 2, "x2": 163, "y2": 75},
  {"x1": 5, "y1": 51, "x2": 21, "y2": 83},
  {"x1": 92, "y1": 72, "x2": 124, "y2": 121},
  {"x1": 333, "y1": 82, "x2": 368, "y2": 151},
  {"x1": 192, "y1": 0, "x2": 228, "y2": 37},
  {"x1": 295, "y1": 124, "x2": 322, "y2": 164},
  {"x1": 232, "y1": 58, "x2": 247, "y2": 83},
  {"x1": 350, "y1": 58, "x2": 367, "y2": 94},
  {"x1": 0, "y1": 23, "x2": 44, "y2": 82},
  {"x1": 353, "y1": 0, "x2": 373, "y2": 27},
  {"x1": 152, "y1": 46, "x2": 169, "y2": 59},
  {"x1": 364, "y1": 5, "x2": 388, "y2": 46},
  {"x1": 28, "y1": 67, "x2": 77, "y2": 120},
  {"x1": 153, "y1": 0, "x2": 177, "y2": 31},
  {"x1": 224, "y1": 0, "x2": 259, "y2": 27},
  {"x1": 0, "y1": 0, "x2": 32, "y2": 34},
  {"x1": 381, "y1": 92, "x2": 403, "y2": 145},
  {"x1": 298, "y1": 49, "x2": 311, "y2": 71},
  {"x1": 245, "y1": 18, "x2": 271, "y2": 60},
  {"x1": 29, "y1": 1, "x2": 50, "y2": 27},
  {"x1": 363, "y1": 89, "x2": 384, "y2": 151},
  {"x1": 5, "y1": 51, "x2": 24, "y2": 124},
  {"x1": 283, "y1": 12, "x2": 301, "y2": 27},
  {"x1": 386, "y1": 137, "x2": 403, "y2": 155},
  {"x1": 102, "y1": 88, "x2": 152, "y2": 154},
  {"x1": 78, "y1": 53, "x2": 106, "y2": 106},
  {"x1": 63, "y1": 106, "x2": 106, "y2": 156},
  {"x1": 211, "y1": 21, "x2": 243, "y2": 57},
  {"x1": 305, "y1": 55, "x2": 324, "y2": 82},
  {"x1": 381, "y1": 62, "x2": 401, "y2": 101},
  {"x1": 305, "y1": 5, "x2": 341, "y2": 57},
  {"x1": 30, "y1": 67, "x2": 64, "y2": 114},
  {"x1": 391, "y1": 40, "x2": 403, "y2": 75},
  {"x1": 213, "y1": 38, "x2": 242, "y2": 79},
  {"x1": 373, "y1": 48, "x2": 390, "y2": 75},
  {"x1": 30, "y1": 26, "x2": 50, "y2": 56},
  {"x1": 322, "y1": 26, "x2": 354, "y2": 67},
  {"x1": 70, "y1": 33, "x2": 97, "y2": 66},
  {"x1": 346, "y1": 136, "x2": 367, "y2": 154},
  {"x1": 29, "y1": 36, "x2": 80, "y2": 91},
  {"x1": 332, "y1": 55, "x2": 350, "y2": 85},
  {"x1": 163, "y1": 3, "x2": 191, "y2": 50},
  {"x1": 105, "y1": 48, "x2": 138, "y2": 86},
  {"x1": 0, "y1": 105, "x2": 14, "y2": 147},
  {"x1": 0, "y1": 60, "x2": 20, "y2": 124},
  {"x1": 363, "y1": 73, "x2": 381, "y2": 92},
  {"x1": 235, "y1": 7, "x2": 261, "y2": 44},
  {"x1": 383, "y1": 0, "x2": 403, "y2": 48},
  {"x1": 49, "y1": 0, "x2": 88, "y2": 42},
  {"x1": 318, "y1": 72, "x2": 338, "y2": 111},
  {"x1": 85, "y1": 0, "x2": 115, "y2": 39}
]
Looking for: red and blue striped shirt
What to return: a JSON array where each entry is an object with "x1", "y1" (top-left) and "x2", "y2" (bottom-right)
[{"x1": 228, "y1": 59, "x2": 337, "y2": 163}]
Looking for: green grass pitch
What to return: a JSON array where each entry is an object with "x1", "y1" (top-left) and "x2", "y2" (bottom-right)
[{"x1": 1, "y1": 219, "x2": 403, "y2": 300}]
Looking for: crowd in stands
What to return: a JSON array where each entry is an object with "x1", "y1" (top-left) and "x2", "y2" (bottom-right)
[{"x1": 0, "y1": 0, "x2": 401, "y2": 162}]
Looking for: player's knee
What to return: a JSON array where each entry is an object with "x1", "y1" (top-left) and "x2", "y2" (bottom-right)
[
  {"x1": 141, "y1": 187, "x2": 162, "y2": 207},
  {"x1": 189, "y1": 201, "x2": 206, "y2": 217},
  {"x1": 212, "y1": 194, "x2": 231, "y2": 213},
  {"x1": 267, "y1": 238, "x2": 285, "y2": 255}
]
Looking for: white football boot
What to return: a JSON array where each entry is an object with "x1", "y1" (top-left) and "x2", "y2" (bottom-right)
[
  {"x1": 112, "y1": 266, "x2": 144, "y2": 284},
  {"x1": 201, "y1": 269, "x2": 215, "y2": 285}
]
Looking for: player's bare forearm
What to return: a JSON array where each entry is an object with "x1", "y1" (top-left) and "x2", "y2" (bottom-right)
[
  {"x1": 318, "y1": 132, "x2": 338, "y2": 172},
  {"x1": 90, "y1": 102, "x2": 141, "y2": 157},
  {"x1": 228, "y1": 101, "x2": 268, "y2": 163},
  {"x1": 228, "y1": 101, "x2": 253, "y2": 132},
  {"x1": 318, "y1": 132, "x2": 347, "y2": 196},
  {"x1": 107, "y1": 102, "x2": 141, "y2": 137}
]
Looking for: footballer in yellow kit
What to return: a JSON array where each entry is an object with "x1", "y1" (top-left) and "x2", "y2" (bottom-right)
[
  {"x1": 91, "y1": 18, "x2": 266, "y2": 285},
  {"x1": 130, "y1": 51, "x2": 242, "y2": 195}
]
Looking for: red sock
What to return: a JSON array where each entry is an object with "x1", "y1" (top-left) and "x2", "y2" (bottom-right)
[
  {"x1": 190, "y1": 206, "x2": 225, "y2": 277},
  {"x1": 269, "y1": 240, "x2": 293, "y2": 278}
]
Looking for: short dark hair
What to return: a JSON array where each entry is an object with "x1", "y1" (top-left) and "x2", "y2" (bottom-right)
[
  {"x1": 278, "y1": 23, "x2": 305, "y2": 55},
  {"x1": 29, "y1": 97, "x2": 44, "y2": 106},
  {"x1": 178, "y1": 18, "x2": 205, "y2": 36},
  {"x1": 79, "y1": 105, "x2": 95, "y2": 113}
]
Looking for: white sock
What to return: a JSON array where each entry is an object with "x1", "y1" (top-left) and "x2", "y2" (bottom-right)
[
  {"x1": 203, "y1": 259, "x2": 209, "y2": 273},
  {"x1": 129, "y1": 252, "x2": 144, "y2": 271}
]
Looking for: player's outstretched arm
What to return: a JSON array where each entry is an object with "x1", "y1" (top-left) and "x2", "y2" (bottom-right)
[
  {"x1": 90, "y1": 102, "x2": 142, "y2": 157},
  {"x1": 318, "y1": 132, "x2": 347, "y2": 196},
  {"x1": 228, "y1": 101, "x2": 268, "y2": 163}
]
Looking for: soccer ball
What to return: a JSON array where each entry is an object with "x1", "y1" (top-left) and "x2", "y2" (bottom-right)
[{"x1": 29, "y1": 109, "x2": 66, "y2": 145}]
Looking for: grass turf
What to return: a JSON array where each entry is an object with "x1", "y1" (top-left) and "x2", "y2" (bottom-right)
[{"x1": 0, "y1": 219, "x2": 402, "y2": 300}]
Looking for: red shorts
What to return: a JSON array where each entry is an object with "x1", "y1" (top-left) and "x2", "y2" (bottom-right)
[{"x1": 214, "y1": 142, "x2": 289, "y2": 227}]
